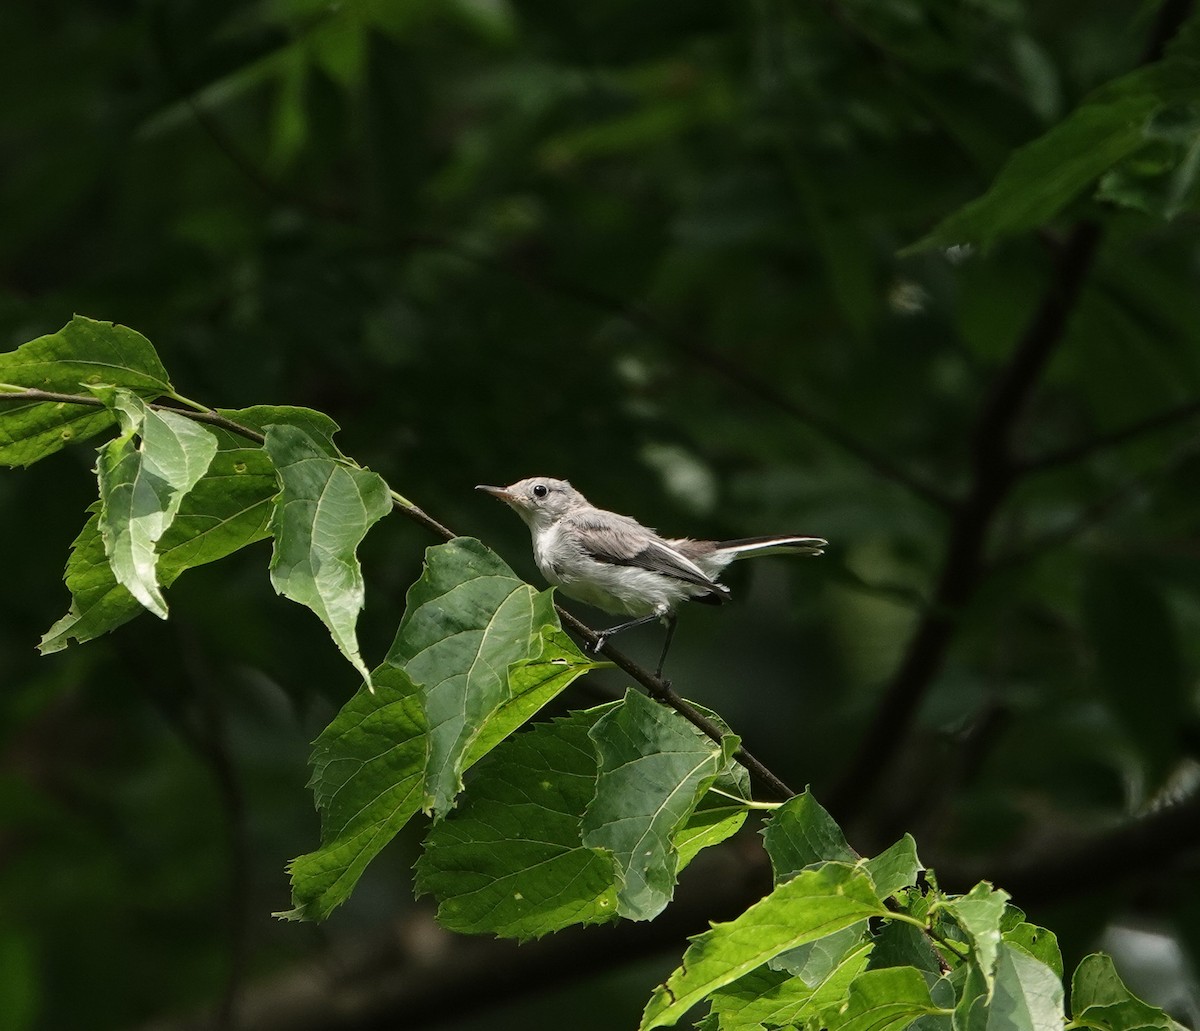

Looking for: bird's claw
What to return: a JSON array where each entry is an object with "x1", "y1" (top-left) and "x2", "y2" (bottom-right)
[{"x1": 591, "y1": 634, "x2": 607, "y2": 654}]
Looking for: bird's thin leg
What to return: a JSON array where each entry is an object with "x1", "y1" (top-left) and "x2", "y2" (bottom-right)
[
  {"x1": 655, "y1": 612, "x2": 678, "y2": 680},
  {"x1": 592, "y1": 613, "x2": 661, "y2": 654}
]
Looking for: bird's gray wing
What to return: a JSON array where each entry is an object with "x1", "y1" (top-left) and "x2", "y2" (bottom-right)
[{"x1": 566, "y1": 512, "x2": 724, "y2": 592}]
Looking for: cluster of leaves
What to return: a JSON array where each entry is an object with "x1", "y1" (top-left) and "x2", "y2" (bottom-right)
[{"x1": 1, "y1": 317, "x2": 1187, "y2": 1030}]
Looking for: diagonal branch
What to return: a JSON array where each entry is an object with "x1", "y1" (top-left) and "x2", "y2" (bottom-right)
[
  {"x1": 827, "y1": 0, "x2": 1196, "y2": 820},
  {"x1": 0, "y1": 388, "x2": 795, "y2": 801},
  {"x1": 1021, "y1": 397, "x2": 1200, "y2": 474},
  {"x1": 826, "y1": 221, "x2": 1104, "y2": 817}
]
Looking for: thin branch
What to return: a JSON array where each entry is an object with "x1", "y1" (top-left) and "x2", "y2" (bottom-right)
[
  {"x1": 826, "y1": 220, "x2": 1105, "y2": 817},
  {"x1": 998, "y1": 432, "x2": 1200, "y2": 569},
  {"x1": 0, "y1": 387, "x2": 795, "y2": 800},
  {"x1": 1021, "y1": 397, "x2": 1200, "y2": 474},
  {"x1": 0, "y1": 387, "x2": 268, "y2": 444},
  {"x1": 827, "y1": 0, "x2": 1197, "y2": 819},
  {"x1": 938, "y1": 785, "x2": 1200, "y2": 906}
]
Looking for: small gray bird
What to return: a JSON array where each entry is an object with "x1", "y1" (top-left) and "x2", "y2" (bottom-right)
[{"x1": 476, "y1": 477, "x2": 827, "y2": 677}]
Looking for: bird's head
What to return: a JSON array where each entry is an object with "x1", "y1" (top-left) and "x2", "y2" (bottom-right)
[{"x1": 476, "y1": 477, "x2": 586, "y2": 531}]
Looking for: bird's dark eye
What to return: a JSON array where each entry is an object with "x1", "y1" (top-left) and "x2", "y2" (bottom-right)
[{"x1": 532, "y1": 483, "x2": 548, "y2": 499}]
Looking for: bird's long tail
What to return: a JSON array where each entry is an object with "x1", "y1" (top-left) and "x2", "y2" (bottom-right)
[{"x1": 715, "y1": 535, "x2": 827, "y2": 559}]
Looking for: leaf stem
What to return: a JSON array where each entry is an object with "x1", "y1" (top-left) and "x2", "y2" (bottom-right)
[
  {"x1": 707, "y1": 786, "x2": 783, "y2": 810},
  {"x1": 165, "y1": 390, "x2": 215, "y2": 414}
]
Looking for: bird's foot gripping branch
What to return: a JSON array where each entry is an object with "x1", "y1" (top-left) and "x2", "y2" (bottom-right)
[{"x1": 0, "y1": 317, "x2": 1180, "y2": 1031}]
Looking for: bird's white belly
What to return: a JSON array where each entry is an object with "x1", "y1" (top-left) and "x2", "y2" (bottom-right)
[{"x1": 533, "y1": 525, "x2": 688, "y2": 617}]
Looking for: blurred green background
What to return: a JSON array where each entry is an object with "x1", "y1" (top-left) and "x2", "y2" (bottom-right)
[{"x1": 2, "y1": 0, "x2": 1199, "y2": 1027}]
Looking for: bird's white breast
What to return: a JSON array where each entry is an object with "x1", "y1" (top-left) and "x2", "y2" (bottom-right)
[{"x1": 530, "y1": 522, "x2": 699, "y2": 618}]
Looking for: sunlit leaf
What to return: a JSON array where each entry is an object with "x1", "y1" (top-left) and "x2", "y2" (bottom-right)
[
  {"x1": 0, "y1": 316, "x2": 173, "y2": 467},
  {"x1": 91, "y1": 388, "x2": 218, "y2": 618},
  {"x1": 265, "y1": 423, "x2": 392, "y2": 686},
  {"x1": 582, "y1": 689, "x2": 738, "y2": 921},
  {"x1": 640, "y1": 864, "x2": 887, "y2": 1029}
]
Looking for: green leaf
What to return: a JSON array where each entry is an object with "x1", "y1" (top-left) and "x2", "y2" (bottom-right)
[
  {"x1": 0, "y1": 316, "x2": 173, "y2": 467},
  {"x1": 415, "y1": 707, "x2": 621, "y2": 939},
  {"x1": 40, "y1": 442, "x2": 276, "y2": 651},
  {"x1": 283, "y1": 562, "x2": 600, "y2": 921},
  {"x1": 1070, "y1": 953, "x2": 1176, "y2": 1031},
  {"x1": 264, "y1": 423, "x2": 392, "y2": 687},
  {"x1": 940, "y1": 882, "x2": 1010, "y2": 989},
  {"x1": 985, "y1": 942, "x2": 1065, "y2": 1031},
  {"x1": 904, "y1": 61, "x2": 1200, "y2": 253},
  {"x1": 279, "y1": 661, "x2": 427, "y2": 922},
  {"x1": 709, "y1": 942, "x2": 873, "y2": 1030},
  {"x1": 1003, "y1": 923, "x2": 1063, "y2": 979},
  {"x1": 770, "y1": 922, "x2": 869, "y2": 983},
  {"x1": 218, "y1": 405, "x2": 340, "y2": 453},
  {"x1": 386, "y1": 537, "x2": 599, "y2": 816},
  {"x1": 761, "y1": 789, "x2": 856, "y2": 881},
  {"x1": 582, "y1": 689, "x2": 739, "y2": 921},
  {"x1": 869, "y1": 913, "x2": 945, "y2": 975},
  {"x1": 91, "y1": 388, "x2": 218, "y2": 618},
  {"x1": 674, "y1": 804, "x2": 748, "y2": 870},
  {"x1": 640, "y1": 863, "x2": 887, "y2": 1030},
  {"x1": 864, "y1": 834, "x2": 922, "y2": 900},
  {"x1": 821, "y1": 966, "x2": 946, "y2": 1031}
]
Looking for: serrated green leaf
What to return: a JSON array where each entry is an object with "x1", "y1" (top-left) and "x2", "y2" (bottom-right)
[
  {"x1": 283, "y1": 565, "x2": 600, "y2": 921},
  {"x1": 985, "y1": 942, "x2": 1065, "y2": 1031},
  {"x1": 583, "y1": 689, "x2": 739, "y2": 921},
  {"x1": 904, "y1": 61, "x2": 1200, "y2": 253},
  {"x1": 415, "y1": 707, "x2": 621, "y2": 939},
  {"x1": 0, "y1": 316, "x2": 174, "y2": 467},
  {"x1": 1071, "y1": 954, "x2": 1176, "y2": 1031},
  {"x1": 640, "y1": 864, "x2": 887, "y2": 1030},
  {"x1": 821, "y1": 966, "x2": 946, "y2": 1031},
  {"x1": 1004, "y1": 923, "x2": 1062, "y2": 979},
  {"x1": 264, "y1": 423, "x2": 392, "y2": 687},
  {"x1": 385, "y1": 537, "x2": 600, "y2": 816},
  {"x1": 868, "y1": 916, "x2": 945, "y2": 975},
  {"x1": 218, "y1": 405, "x2": 340, "y2": 453},
  {"x1": 761, "y1": 789, "x2": 856, "y2": 882},
  {"x1": 770, "y1": 922, "x2": 868, "y2": 983},
  {"x1": 864, "y1": 834, "x2": 922, "y2": 900},
  {"x1": 91, "y1": 389, "x2": 218, "y2": 618},
  {"x1": 709, "y1": 942, "x2": 874, "y2": 1031},
  {"x1": 713, "y1": 966, "x2": 803, "y2": 1030},
  {"x1": 40, "y1": 443, "x2": 275, "y2": 651},
  {"x1": 279, "y1": 661, "x2": 427, "y2": 922},
  {"x1": 940, "y1": 882, "x2": 1010, "y2": 989},
  {"x1": 674, "y1": 804, "x2": 747, "y2": 870}
]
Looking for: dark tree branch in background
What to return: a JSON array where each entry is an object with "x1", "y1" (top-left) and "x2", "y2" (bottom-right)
[
  {"x1": 827, "y1": 221, "x2": 1103, "y2": 820},
  {"x1": 999, "y1": 432, "x2": 1200, "y2": 570},
  {"x1": 0, "y1": 389, "x2": 795, "y2": 802},
  {"x1": 141, "y1": 845, "x2": 771, "y2": 1031},
  {"x1": 1021, "y1": 397, "x2": 1200, "y2": 474},
  {"x1": 939, "y1": 786, "x2": 1200, "y2": 906},
  {"x1": 827, "y1": 0, "x2": 1195, "y2": 824}
]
